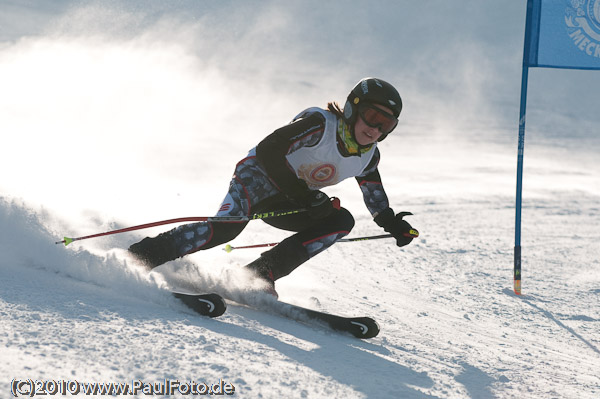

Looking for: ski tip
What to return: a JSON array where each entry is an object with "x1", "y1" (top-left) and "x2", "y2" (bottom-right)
[
  {"x1": 174, "y1": 292, "x2": 227, "y2": 318},
  {"x1": 349, "y1": 317, "x2": 380, "y2": 339},
  {"x1": 209, "y1": 296, "x2": 227, "y2": 317}
]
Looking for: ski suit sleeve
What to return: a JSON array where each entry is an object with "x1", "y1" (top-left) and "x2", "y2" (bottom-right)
[
  {"x1": 255, "y1": 112, "x2": 326, "y2": 204},
  {"x1": 355, "y1": 148, "x2": 391, "y2": 218}
]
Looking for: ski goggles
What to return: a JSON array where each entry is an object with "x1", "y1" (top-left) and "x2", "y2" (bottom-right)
[{"x1": 358, "y1": 104, "x2": 398, "y2": 136}]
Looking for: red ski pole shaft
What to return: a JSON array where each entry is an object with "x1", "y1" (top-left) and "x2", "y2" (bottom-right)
[
  {"x1": 55, "y1": 217, "x2": 211, "y2": 246},
  {"x1": 55, "y1": 208, "x2": 307, "y2": 247}
]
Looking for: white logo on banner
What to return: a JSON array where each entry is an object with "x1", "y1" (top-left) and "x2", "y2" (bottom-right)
[{"x1": 565, "y1": 0, "x2": 600, "y2": 58}]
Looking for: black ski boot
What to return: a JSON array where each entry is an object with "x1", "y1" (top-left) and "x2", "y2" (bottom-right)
[
  {"x1": 245, "y1": 259, "x2": 279, "y2": 298},
  {"x1": 128, "y1": 233, "x2": 179, "y2": 269},
  {"x1": 244, "y1": 236, "x2": 310, "y2": 298}
]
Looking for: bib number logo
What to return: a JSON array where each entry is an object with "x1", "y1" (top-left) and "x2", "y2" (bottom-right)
[{"x1": 310, "y1": 164, "x2": 336, "y2": 183}]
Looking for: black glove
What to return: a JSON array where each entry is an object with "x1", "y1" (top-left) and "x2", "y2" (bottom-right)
[
  {"x1": 374, "y1": 208, "x2": 419, "y2": 247},
  {"x1": 302, "y1": 190, "x2": 335, "y2": 219}
]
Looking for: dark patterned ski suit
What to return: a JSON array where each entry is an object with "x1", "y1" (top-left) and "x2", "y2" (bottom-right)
[{"x1": 129, "y1": 107, "x2": 391, "y2": 281}]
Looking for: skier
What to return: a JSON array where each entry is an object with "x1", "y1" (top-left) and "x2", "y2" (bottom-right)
[{"x1": 129, "y1": 77, "x2": 419, "y2": 296}]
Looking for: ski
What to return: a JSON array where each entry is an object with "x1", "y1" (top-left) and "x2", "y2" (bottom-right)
[
  {"x1": 224, "y1": 294, "x2": 380, "y2": 339},
  {"x1": 173, "y1": 291, "x2": 379, "y2": 337},
  {"x1": 173, "y1": 292, "x2": 227, "y2": 318},
  {"x1": 275, "y1": 301, "x2": 380, "y2": 339}
]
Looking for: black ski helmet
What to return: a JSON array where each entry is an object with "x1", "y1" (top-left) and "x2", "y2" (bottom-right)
[{"x1": 343, "y1": 77, "x2": 402, "y2": 140}]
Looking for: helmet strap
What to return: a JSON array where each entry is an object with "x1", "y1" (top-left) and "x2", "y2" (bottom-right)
[{"x1": 337, "y1": 119, "x2": 373, "y2": 155}]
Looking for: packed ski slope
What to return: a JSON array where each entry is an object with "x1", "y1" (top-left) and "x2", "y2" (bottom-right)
[{"x1": 1, "y1": 1, "x2": 599, "y2": 398}]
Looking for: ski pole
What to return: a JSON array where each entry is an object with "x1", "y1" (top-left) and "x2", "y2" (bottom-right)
[
  {"x1": 55, "y1": 207, "x2": 306, "y2": 247},
  {"x1": 222, "y1": 231, "x2": 419, "y2": 253}
]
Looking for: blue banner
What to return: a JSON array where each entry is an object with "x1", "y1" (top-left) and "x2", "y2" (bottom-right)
[{"x1": 528, "y1": 0, "x2": 600, "y2": 70}]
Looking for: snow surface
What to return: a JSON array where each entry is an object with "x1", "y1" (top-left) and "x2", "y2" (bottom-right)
[{"x1": 1, "y1": 1, "x2": 599, "y2": 398}]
